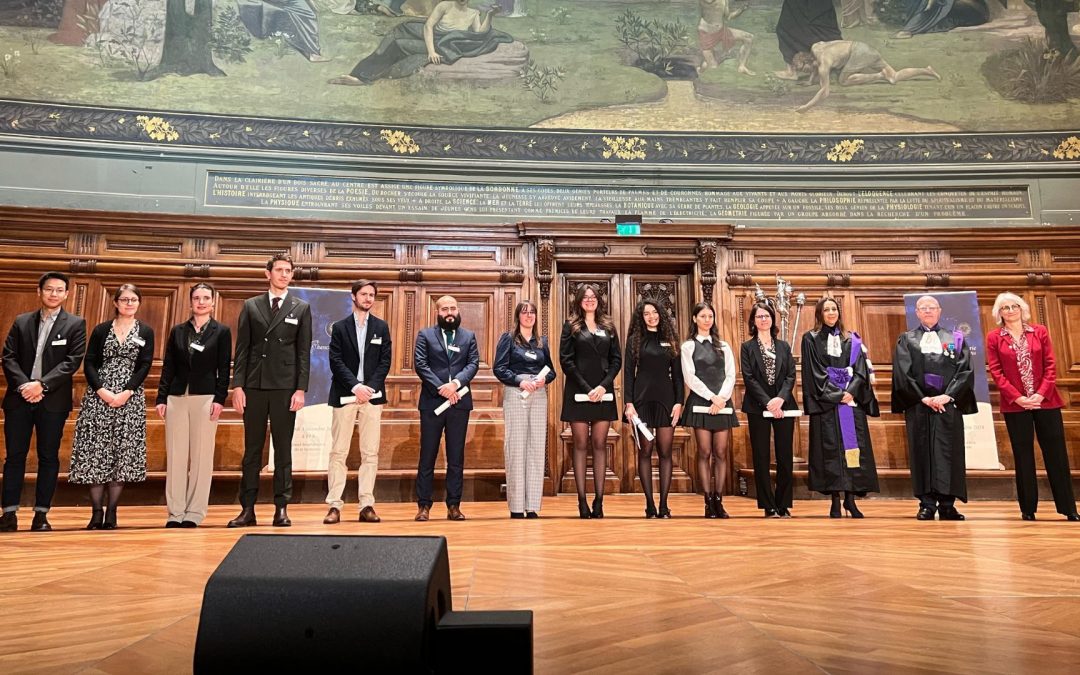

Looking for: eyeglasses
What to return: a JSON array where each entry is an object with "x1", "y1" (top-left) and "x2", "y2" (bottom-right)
[
  {"x1": 117, "y1": 297, "x2": 140, "y2": 304},
  {"x1": 41, "y1": 288, "x2": 66, "y2": 295},
  {"x1": 754, "y1": 314, "x2": 771, "y2": 320},
  {"x1": 1000, "y1": 304, "x2": 1021, "y2": 312},
  {"x1": 520, "y1": 310, "x2": 537, "y2": 315},
  {"x1": 916, "y1": 306, "x2": 938, "y2": 312}
]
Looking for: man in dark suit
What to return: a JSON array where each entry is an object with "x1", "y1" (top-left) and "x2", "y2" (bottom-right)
[
  {"x1": 324, "y1": 279, "x2": 392, "y2": 524},
  {"x1": 229, "y1": 253, "x2": 313, "y2": 528},
  {"x1": 1, "y1": 272, "x2": 87, "y2": 532},
  {"x1": 413, "y1": 295, "x2": 479, "y2": 521}
]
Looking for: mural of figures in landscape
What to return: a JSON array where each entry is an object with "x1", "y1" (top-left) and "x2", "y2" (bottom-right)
[{"x1": 0, "y1": 0, "x2": 1077, "y2": 136}]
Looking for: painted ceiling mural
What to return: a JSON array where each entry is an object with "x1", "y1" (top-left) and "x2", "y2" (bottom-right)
[{"x1": 0, "y1": 0, "x2": 1079, "y2": 167}]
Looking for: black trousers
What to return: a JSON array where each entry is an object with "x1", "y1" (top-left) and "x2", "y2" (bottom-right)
[
  {"x1": 239, "y1": 388, "x2": 295, "y2": 508},
  {"x1": 416, "y1": 407, "x2": 470, "y2": 507},
  {"x1": 747, "y1": 414, "x2": 795, "y2": 511},
  {"x1": 2, "y1": 402, "x2": 68, "y2": 511},
  {"x1": 918, "y1": 493, "x2": 956, "y2": 510},
  {"x1": 1004, "y1": 408, "x2": 1077, "y2": 515}
]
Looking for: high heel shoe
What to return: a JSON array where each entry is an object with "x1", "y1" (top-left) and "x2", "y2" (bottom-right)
[
  {"x1": 645, "y1": 503, "x2": 657, "y2": 519},
  {"x1": 86, "y1": 509, "x2": 104, "y2": 530},
  {"x1": 591, "y1": 496, "x2": 604, "y2": 519},
  {"x1": 657, "y1": 505, "x2": 671, "y2": 519},
  {"x1": 578, "y1": 497, "x2": 592, "y2": 519},
  {"x1": 843, "y1": 495, "x2": 864, "y2": 519},
  {"x1": 712, "y1": 493, "x2": 729, "y2": 519},
  {"x1": 829, "y1": 494, "x2": 842, "y2": 519},
  {"x1": 704, "y1": 493, "x2": 717, "y2": 518},
  {"x1": 102, "y1": 509, "x2": 117, "y2": 530}
]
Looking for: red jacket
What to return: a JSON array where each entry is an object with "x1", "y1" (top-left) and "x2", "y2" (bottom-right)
[{"x1": 985, "y1": 323, "x2": 1064, "y2": 413}]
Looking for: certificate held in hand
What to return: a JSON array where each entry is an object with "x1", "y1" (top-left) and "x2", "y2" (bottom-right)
[
  {"x1": 435, "y1": 386, "x2": 470, "y2": 415},
  {"x1": 692, "y1": 406, "x2": 734, "y2": 415},
  {"x1": 575, "y1": 393, "x2": 614, "y2": 403}
]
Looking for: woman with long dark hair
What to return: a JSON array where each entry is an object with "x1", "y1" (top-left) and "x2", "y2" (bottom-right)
[
  {"x1": 560, "y1": 284, "x2": 621, "y2": 519},
  {"x1": 679, "y1": 302, "x2": 738, "y2": 518},
  {"x1": 494, "y1": 300, "x2": 556, "y2": 519},
  {"x1": 69, "y1": 284, "x2": 154, "y2": 530},
  {"x1": 156, "y1": 283, "x2": 232, "y2": 528},
  {"x1": 800, "y1": 296, "x2": 879, "y2": 518},
  {"x1": 623, "y1": 298, "x2": 683, "y2": 518},
  {"x1": 741, "y1": 301, "x2": 799, "y2": 518}
]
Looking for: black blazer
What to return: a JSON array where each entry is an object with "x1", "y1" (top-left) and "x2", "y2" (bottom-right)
[
  {"x1": 156, "y1": 319, "x2": 232, "y2": 406},
  {"x1": 84, "y1": 321, "x2": 155, "y2": 393},
  {"x1": 2, "y1": 308, "x2": 87, "y2": 413},
  {"x1": 233, "y1": 293, "x2": 312, "y2": 391},
  {"x1": 739, "y1": 338, "x2": 798, "y2": 414},
  {"x1": 328, "y1": 313, "x2": 392, "y2": 407},
  {"x1": 414, "y1": 326, "x2": 480, "y2": 411}
]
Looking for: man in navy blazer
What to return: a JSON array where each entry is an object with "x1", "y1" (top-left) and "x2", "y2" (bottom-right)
[
  {"x1": 324, "y1": 279, "x2": 392, "y2": 524},
  {"x1": 1, "y1": 272, "x2": 86, "y2": 532},
  {"x1": 413, "y1": 295, "x2": 479, "y2": 521}
]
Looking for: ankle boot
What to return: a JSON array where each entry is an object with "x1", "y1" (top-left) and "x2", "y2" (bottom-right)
[
  {"x1": 577, "y1": 496, "x2": 592, "y2": 519},
  {"x1": 830, "y1": 493, "x2": 842, "y2": 518},
  {"x1": 704, "y1": 493, "x2": 717, "y2": 518},
  {"x1": 843, "y1": 493, "x2": 864, "y2": 519},
  {"x1": 86, "y1": 509, "x2": 104, "y2": 530},
  {"x1": 591, "y1": 495, "x2": 604, "y2": 519},
  {"x1": 712, "y1": 493, "x2": 729, "y2": 519}
]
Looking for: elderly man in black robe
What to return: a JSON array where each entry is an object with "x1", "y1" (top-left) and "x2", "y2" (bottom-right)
[{"x1": 892, "y1": 295, "x2": 976, "y2": 521}]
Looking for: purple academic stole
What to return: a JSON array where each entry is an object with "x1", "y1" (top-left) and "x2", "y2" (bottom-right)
[{"x1": 825, "y1": 330, "x2": 862, "y2": 464}]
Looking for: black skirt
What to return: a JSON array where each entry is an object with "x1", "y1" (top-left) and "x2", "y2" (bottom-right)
[{"x1": 679, "y1": 392, "x2": 739, "y2": 430}]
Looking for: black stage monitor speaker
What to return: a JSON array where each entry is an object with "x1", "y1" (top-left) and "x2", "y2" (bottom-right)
[
  {"x1": 194, "y1": 534, "x2": 451, "y2": 672},
  {"x1": 436, "y1": 610, "x2": 534, "y2": 675}
]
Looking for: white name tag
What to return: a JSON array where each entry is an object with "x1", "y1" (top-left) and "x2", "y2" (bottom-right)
[
  {"x1": 131, "y1": 336, "x2": 146, "y2": 347},
  {"x1": 371, "y1": 336, "x2": 383, "y2": 345},
  {"x1": 191, "y1": 343, "x2": 205, "y2": 352},
  {"x1": 447, "y1": 344, "x2": 460, "y2": 353},
  {"x1": 51, "y1": 339, "x2": 67, "y2": 346},
  {"x1": 525, "y1": 350, "x2": 538, "y2": 360},
  {"x1": 284, "y1": 317, "x2": 299, "y2": 325},
  {"x1": 593, "y1": 329, "x2": 607, "y2": 337},
  {"x1": 660, "y1": 342, "x2": 672, "y2": 347}
]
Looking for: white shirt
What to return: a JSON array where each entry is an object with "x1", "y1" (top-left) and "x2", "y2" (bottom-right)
[{"x1": 680, "y1": 335, "x2": 735, "y2": 401}]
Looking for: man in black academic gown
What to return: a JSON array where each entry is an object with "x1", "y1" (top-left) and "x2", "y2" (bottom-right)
[{"x1": 892, "y1": 295, "x2": 976, "y2": 520}]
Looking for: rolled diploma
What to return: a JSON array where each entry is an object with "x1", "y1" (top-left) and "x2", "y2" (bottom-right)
[
  {"x1": 435, "y1": 386, "x2": 470, "y2": 416},
  {"x1": 520, "y1": 366, "x2": 552, "y2": 399}
]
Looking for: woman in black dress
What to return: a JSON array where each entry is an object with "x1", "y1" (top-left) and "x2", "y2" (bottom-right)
[
  {"x1": 679, "y1": 302, "x2": 738, "y2": 518},
  {"x1": 623, "y1": 298, "x2": 683, "y2": 519},
  {"x1": 741, "y1": 301, "x2": 799, "y2": 518},
  {"x1": 800, "y1": 296, "x2": 879, "y2": 518},
  {"x1": 69, "y1": 284, "x2": 154, "y2": 530},
  {"x1": 560, "y1": 284, "x2": 621, "y2": 519}
]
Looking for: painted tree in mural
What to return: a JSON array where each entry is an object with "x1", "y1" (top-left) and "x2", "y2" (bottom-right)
[{"x1": 152, "y1": 0, "x2": 224, "y2": 77}]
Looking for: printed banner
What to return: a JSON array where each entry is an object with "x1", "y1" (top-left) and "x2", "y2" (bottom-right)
[{"x1": 903, "y1": 291, "x2": 1001, "y2": 470}]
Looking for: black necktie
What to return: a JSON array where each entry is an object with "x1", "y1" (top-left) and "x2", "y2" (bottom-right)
[{"x1": 271, "y1": 297, "x2": 281, "y2": 314}]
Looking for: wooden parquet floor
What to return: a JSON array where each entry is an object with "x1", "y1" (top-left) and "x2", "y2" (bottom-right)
[{"x1": 3, "y1": 496, "x2": 1080, "y2": 674}]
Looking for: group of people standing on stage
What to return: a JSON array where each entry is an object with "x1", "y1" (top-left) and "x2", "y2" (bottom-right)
[{"x1": 1, "y1": 263, "x2": 1077, "y2": 531}]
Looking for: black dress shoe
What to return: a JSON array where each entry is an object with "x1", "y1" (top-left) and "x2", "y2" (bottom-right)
[
  {"x1": 657, "y1": 506, "x2": 671, "y2": 519},
  {"x1": 577, "y1": 497, "x2": 592, "y2": 519},
  {"x1": 272, "y1": 506, "x2": 291, "y2": 527},
  {"x1": 939, "y1": 507, "x2": 965, "y2": 521},
  {"x1": 645, "y1": 504, "x2": 657, "y2": 519},
  {"x1": 1067, "y1": 513, "x2": 1080, "y2": 521},
  {"x1": 764, "y1": 509, "x2": 778, "y2": 518},
  {"x1": 86, "y1": 509, "x2": 104, "y2": 530},
  {"x1": 778, "y1": 508, "x2": 792, "y2": 519},
  {"x1": 526, "y1": 511, "x2": 539, "y2": 519},
  {"x1": 510, "y1": 512, "x2": 525, "y2": 519},
  {"x1": 228, "y1": 507, "x2": 257, "y2": 528},
  {"x1": 180, "y1": 520, "x2": 198, "y2": 528},
  {"x1": 165, "y1": 520, "x2": 182, "y2": 529},
  {"x1": 30, "y1": 512, "x2": 51, "y2": 532},
  {"x1": 591, "y1": 497, "x2": 604, "y2": 519},
  {"x1": 916, "y1": 507, "x2": 936, "y2": 521},
  {"x1": 0, "y1": 511, "x2": 17, "y2": 532},
  {"x1": 1021, "y1": 512, "x2": 1036, "y2": 521}
]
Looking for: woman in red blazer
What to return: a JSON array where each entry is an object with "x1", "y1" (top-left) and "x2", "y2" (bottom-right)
[{"x1": 986, "y1": 292, "x2": 1078, "y2": 521}]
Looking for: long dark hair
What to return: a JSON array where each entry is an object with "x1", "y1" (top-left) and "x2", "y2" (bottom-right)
[
  {"x1": 512, "y1": 300, "x2": 540, "y2": 348},
  {"x1": 627, "y1": 298, "x2": 678, "y2": 362},
  {"x1": 747, "y1": 301, "x2": 779, "y2": 339},
  {"x1": 568, "y1": 283, "x2": 615, "y2": 335},
  {"x1": 687, "y1": 302, "x2": 723, "y2": 353},
  {"x1": 813, "y1": 296, "x2": 846, "y2": 337}
]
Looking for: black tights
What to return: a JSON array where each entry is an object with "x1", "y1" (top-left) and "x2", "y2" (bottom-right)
[
  {"x1": 89, "y1": 481, "x2": 124, "y2": 514},
  {"x1": 571, "y1": 421, "x2": 609, "y2": 500},
  {"x1": 695, "y1": 429, "x2": 729, "y2": 495},
  {"x1": 638, "y1": 427, "x2": 674, "y2": 509}
]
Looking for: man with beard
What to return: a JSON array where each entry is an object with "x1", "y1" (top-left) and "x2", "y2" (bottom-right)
[
  {"x1": 324, "y1": 279, "x2": 392, "y2": 524},
  {"x1": 892, "y1": 295, "x2": 976, "y2": 521},
  {"x1": 413, "y1": 295, "x2": 480, "y2": 521}
]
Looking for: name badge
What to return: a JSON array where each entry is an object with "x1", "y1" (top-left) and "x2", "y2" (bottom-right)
[
  {"x1": 284, "y1": 317, "x2": 299, "y2": 325},
  {"x1": 371, "y1": 336, "x2": 383, "y2": 345},
  {"x1": 191, "y1": 343, "x2": 205, "y2": 352},
  {"x1": 594, "y1": 329, "x2": 607, "y2": 337},
  {"x1": 131, "y1": 336, "x2": 146, "y2": 347},
  {"x1": 447, "y1": 344, "x2": 461, "y2": 353},
  {"x1": 525, "y1": 350, "x2": 538, "y2": 360},
  {"x1": 51, "y1": 338, "x2": 67, "y2": 346},
  {"x1": 660, "y1": 342, "x2": 672, "y2": 347}
]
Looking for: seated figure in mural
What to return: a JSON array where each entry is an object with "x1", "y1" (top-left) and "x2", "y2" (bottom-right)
[
  {"x1": 697, "y1": 0, "x2": 755, "y2": 76},
  {"x1": 793, "y1": 40, "x2": 941, "y2": 112},
  {"x1": 238, "y1": 0, "x2": 331, "y2": 62},
  {"x1": 328, "y1": 0, "x2": 511, "y2": 85},
  {"x1": 894, "y1": 0, "x2": 990, "y2": 38},
  {"x1": 330, "y1": 0, "x2": 440, "y2": 17}
]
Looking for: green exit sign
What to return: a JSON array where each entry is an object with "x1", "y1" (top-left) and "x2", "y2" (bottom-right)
[{"x1": 616, "y1": 223, "x2": 641, "y2": 236}]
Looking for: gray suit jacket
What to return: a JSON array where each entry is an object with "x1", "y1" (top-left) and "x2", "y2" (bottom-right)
[{"x1": 233, "y1": 293, "x2": 312, "y2": 391}]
